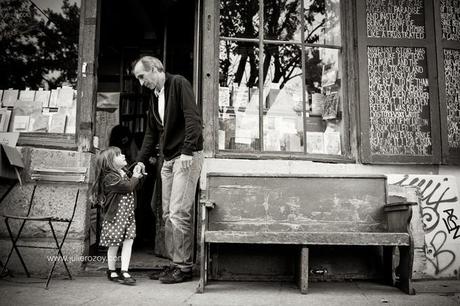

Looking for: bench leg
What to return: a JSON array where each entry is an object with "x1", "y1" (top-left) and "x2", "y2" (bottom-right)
[
  {"x1": 299, "y1": 247, "x2": 309, "y2": 294},
  {"x1": 383, "y1": 246, "x2": 395, "y2": 286},
  {"x1": 397, "y1": 245, "x2": 415, "y2": 295},
  {"x1": 205, "y1": 242, "x2": 210, "y2": 285},
  {"x1": 197, "y1": 242, "x2": 208, "y2": 293}
]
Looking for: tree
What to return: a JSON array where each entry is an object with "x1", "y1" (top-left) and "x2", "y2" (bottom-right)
[
  {"x1": 219, "y1": 0, "x2": 339, "y2": 90},
  {"x1": 0, "y1": 0, "x2": 80, "y2": 89}
]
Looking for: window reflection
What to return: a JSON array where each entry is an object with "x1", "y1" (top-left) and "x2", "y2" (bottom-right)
[
  {"x1": 0, "y1": 0, "x2": 81, "y2": 89},
  {"x1": 264, "y1": 0, "x2": 302, "y2": 41},
  {"x1": 263, "y1": 44, "x2": 304, "y2": 152},
  {"x1": 219, "y1": 41, "x2": 260, "y2": 151},
  {"x1": 0, "y1": 0, "x2": 81, "y2": 134},
  {"x1": 304, "y1": 46, "x2": 342, "y2": 155},
  {"x1": 218, "y1": 0, "x2": 343, "y2": 155},
  {"x1": 303, "y1": 0, "x2": 341, "y2": 45},
  {"x1": 220, "y1": 0, "x2": 260, "y2": 39}
]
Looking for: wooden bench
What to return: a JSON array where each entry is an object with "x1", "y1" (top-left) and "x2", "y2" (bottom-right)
[{"x1": 197, "y1": 173, "x2": 416, "y2": 295}]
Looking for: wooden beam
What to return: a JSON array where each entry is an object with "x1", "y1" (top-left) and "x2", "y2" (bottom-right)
[
  {"x1": 300, "y1": 247, "x2": 309, "y2": 294},
  {"x1": 76, "y1": 0, "x2": 100, "y2": 152},
  {"x1": 205, "y1": 231, "x2": 410, "y2": 246}
]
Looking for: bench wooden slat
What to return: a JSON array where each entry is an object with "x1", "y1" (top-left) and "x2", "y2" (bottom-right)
[{"x1": 205, "y1": 231, "x2": 410, "y2": 246}]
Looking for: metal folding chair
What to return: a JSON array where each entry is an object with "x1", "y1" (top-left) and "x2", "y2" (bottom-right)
[{"x1": 1, "y1": 185, "x2": 80, "y2": 289}]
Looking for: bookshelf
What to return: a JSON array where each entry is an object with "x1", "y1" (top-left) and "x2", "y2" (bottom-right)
[{"x1": 119, "y1": 47, "x2": 150, "y2": 148}]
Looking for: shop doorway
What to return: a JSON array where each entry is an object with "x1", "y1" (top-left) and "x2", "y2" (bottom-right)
[{"x1": 93, "y1": 0, "x2": 199, "y2": 268}]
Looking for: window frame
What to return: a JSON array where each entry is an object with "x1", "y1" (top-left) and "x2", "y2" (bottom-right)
[
  {"x1": 14, "y1": 0, "x2": 98, "y2": 152},
  {"x1": 356, "y1": 0, "x2": 442, "y2": 164},
  {"x1": 434, "y1": 0, "x2": 460, "y2": 165},
  {"x1": 208, "y1": 0, "x2": 353, "y2": 161}
]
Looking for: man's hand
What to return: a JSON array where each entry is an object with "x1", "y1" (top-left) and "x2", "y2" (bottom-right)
[
  {"x1": 179, "y1": 154, "x2": 193, "y2": 170},
  {"x1": 148, "y1": 157, "x2": 157, "y2": 165}
]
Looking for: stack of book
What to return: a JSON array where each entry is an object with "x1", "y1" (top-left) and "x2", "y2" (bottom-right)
[{"x1": 0, "y1": 86, "x2": 76, "y2": 134}]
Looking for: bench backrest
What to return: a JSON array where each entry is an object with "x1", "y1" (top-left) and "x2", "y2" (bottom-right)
[{"x1": 207, "y1": 173, "x2": 388, "y2": 233}]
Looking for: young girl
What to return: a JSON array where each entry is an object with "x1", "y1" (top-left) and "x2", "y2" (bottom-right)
[{"x1": 90, "y1": 146, "x2": 145, "y2": 285}]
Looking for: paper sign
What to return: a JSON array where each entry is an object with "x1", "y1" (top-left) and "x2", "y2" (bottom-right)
[
  {"x1": 58, "y1": 86, "x2": 74, "y2": 107},
  {"x1": 2, "y1": 144, "x2": 24, "y2": 167},
  {"x1": 35, "y1": 89, "x2": 51, "y2": 107},
  {"x1": 0, "y1": 132, "x2": 19, "y2": 146}
]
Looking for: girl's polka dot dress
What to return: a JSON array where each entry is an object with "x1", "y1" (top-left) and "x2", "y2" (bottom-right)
[{"x1": 100, "y1": 191, "x2": 136, "y2": 247}]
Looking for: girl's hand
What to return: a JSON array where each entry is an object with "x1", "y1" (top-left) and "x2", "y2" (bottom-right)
[
  {"x1": 133, "y1": 165, "x2": 143, "y2": 178},
  {"x1": 137, "y1": 162, "x2": 147, "y2": 175}
]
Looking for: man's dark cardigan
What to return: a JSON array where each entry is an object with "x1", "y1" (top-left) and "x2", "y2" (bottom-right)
[{"x1": 137, "y1": 73, "x2": 203, "y2": 162}]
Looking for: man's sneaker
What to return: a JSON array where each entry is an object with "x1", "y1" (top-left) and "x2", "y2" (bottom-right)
[
  {"x1": 148, "y1": 265, "x2": 172, "y2": 280},
  {"x1": 159, "y1": 267, "x2": 193, "y2": 284}
]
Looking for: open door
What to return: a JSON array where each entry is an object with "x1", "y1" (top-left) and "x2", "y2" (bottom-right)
[{"x1": 94, "y1": 0, "x2": 200, "y2": 266}]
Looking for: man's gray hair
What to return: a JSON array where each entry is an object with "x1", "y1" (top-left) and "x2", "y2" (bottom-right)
[{"x1": 133, "y1": 56, "x2": 164, "y2": 73}]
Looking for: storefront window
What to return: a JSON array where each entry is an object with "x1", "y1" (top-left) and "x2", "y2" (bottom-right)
[
  {"x1": 0, "y1": 0, "x2": 81, "y2": 135},
  {"x1": 219, "y1": 41, "x2": 260, "y2": 151},
  {"x1": 219, "y1": 0, "x2": 343, "y2": 156}
]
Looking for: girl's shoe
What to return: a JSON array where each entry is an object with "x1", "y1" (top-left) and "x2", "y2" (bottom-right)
[
  {"x1": 118, "y1": 270, "x2": 136, "y2": 285},
  {"x1": 106, "y1": 270, "x2": 119, "y2": 282}
]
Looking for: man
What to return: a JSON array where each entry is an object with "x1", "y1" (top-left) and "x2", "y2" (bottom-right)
[{"x1": 133, "y1": 56, "x2": 203, "y2": 284}]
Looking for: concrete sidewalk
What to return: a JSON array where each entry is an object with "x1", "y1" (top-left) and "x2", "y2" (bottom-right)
[{"x1": 0, "y1": 273, "x2": 459, "y2": 306}]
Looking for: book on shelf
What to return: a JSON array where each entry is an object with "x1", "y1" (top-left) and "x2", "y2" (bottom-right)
[
  {"x1": 35, "y1": 89, "x2": 51, "y2": 107},
  {"x1": 9, "y1": 100, "x2": 42, "y2": 132},
  {"x1": 121, "y1": 96, "x2": 132, "y2": 114},
  {"x1": 13, "y1": 100, "x2": 42, "y2": 115},
  {"x1": 140, "y1": 117, "x2": 144, "y2": 132},
  {"x1": 29, "y1": 114, "x2": 50, "y2": 132},
  {"x1": 0, "y1": 90, "x2": 3, "y2": 102},
  {"x1": 2, "y1": 89, "x2": 19, "y2": 107},
  {"x1": 12, "y1": 115, "x2": 30, "y2": 132},
  {"x1": 322, "y1": 92, "x2": 339, "y2": 120},
  {"x1": 65, "y1": 106, "x2": 77, "y2": 134},
  {"x1": 311, "y1": 93, "x2": 325, "y2": 116},
  {"x1": 19, "y1": 89, "x2": 36, "y2": 102},
  {"x1": 31, "y1": 167, "x2": 87, "y2": 182},
  {"x1": 306, "y1": 132, "x2": 324, "y2": 154},
  {"x1": 286, "y1": 133, "x2": 302, "y2": 152},
  {"x1": 58, "y1": 86, "x2": 74, "y2": 107},
  {"x1": 97, "y1": 92, "x2": 120, "y2": 110},
  {"x1": 49, "y1": 114, "x2": 67, "y2": 133},
  {"x1": 0, "y1": 108, "x2": 12, "y2": 132},
  {"x1": 218, "y1": 130, "x2": 226, "y2": 150},
  {"x1": 324, "y1": 131, "x2": 341, "y2": 155},
  {"x1": 49, "y1": 89, "x2": 59, "y2": 107},
  {"x1": 123, "y1": 79, "x2": 133, "y2": 92},
  {"x1": 219, "y1": 86, "x2": 230, "y2": 107},
  {"x1": 0, "y1": 132, "x2": 19, "y2": 146},
  {"x1": 136, "y1": 98, "x2": 143, "y2": 114}
]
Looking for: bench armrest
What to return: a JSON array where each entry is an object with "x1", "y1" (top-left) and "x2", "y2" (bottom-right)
[
  {"x1": 383, "y1": 201, "x2": 417, "y2": 233},
  {"x1": 200, "y1": 200, "x2": 216, "y2": 209}
]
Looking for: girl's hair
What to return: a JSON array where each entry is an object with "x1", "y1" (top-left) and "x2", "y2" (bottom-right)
[{"x1": 89, "y1": 146, "x2": 122, "y2": 207}]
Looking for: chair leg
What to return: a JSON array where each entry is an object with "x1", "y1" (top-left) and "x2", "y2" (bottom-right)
[
  {"x1": 299, "y1": 247, "x2": 309, "y2": 294},
  {"x1": 46, "y1": 222, "x2": 72, "y2": 289},
  {"x1": 4, "y1": 219, "x2": 30, "y2": 277},
  {"x1": 397, "y1": 245, "x2": 415, "y2": 295},
  {"x1": 57, "y1": 221, "x2": 74, "y2": 280}
]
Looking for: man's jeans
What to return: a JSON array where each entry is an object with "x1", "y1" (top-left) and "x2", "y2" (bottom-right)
[{"x1": 161, "y1": 151, "x2": 203, "y2": 270}]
